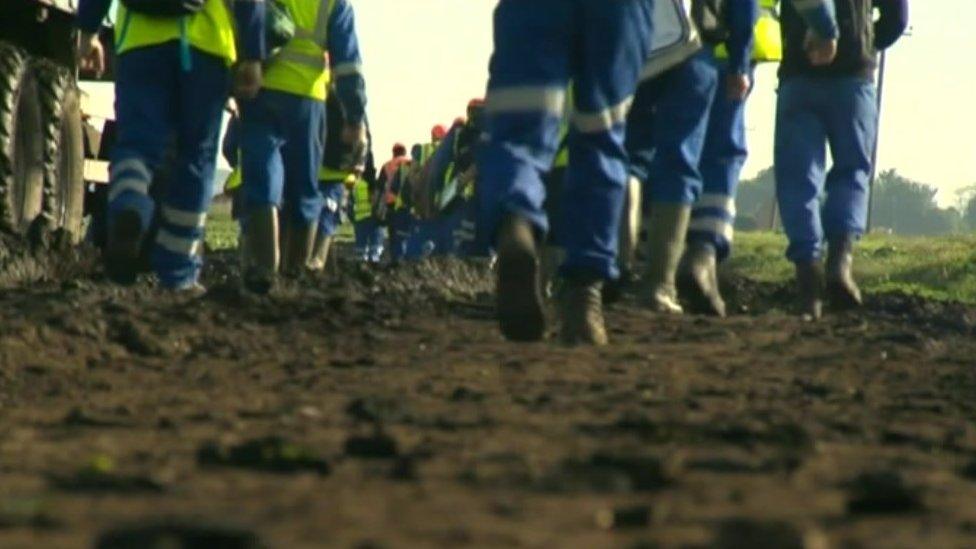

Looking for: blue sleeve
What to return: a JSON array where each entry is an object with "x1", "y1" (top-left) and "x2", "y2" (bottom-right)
[
  {"x1": 786, "y1": 0, "x2": 838, "y2": 39},
  {"x1": 725, "y1": 0, "x2": 758, "y2": 75},
  {"x1": 233, "y1": 0, "x2": 267, "y2": 61},
  {"x1": 77, "y1": 0, "x2": 113, "y2": 33},
  {"x1": 328, "y1": 0, "x2": 367, "y2": 125},
  {"x1": 873, "y1": 0, "x2": 908, "y2": 50}
]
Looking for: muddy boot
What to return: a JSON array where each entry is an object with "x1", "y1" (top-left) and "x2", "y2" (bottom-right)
[
  {"x1": 243, "y1": 206, "x2": 280, "y2": 295},
  {"x1": 540, "y1": 245, "x2": 565, "y2": 299},
  {"x1": 795, "y1": 260, "x2": 826, "y2": 320},
  {"x1": 307, "y1": 232, "x2": 334, "y2": 272},
  {"x1": 281, "y1": 222, "x2": 317, "y2": 278},
  {"x1": 104, "y1": 209, "x2": 144, "y2": 285},
  {"x1": 644, "y1": 203, "x2": 691, "y2": 314},
  {"x1": 678, "y1": 241, "x2": 726, "y2": 317},
  {"x1": 560, "y1": 276, "x2": 608, "y2": 346},
  {"x1": 496, "y1": 215, "x2": 546, "y2": 342},
  {"x1": 826, "y1": 235, "x2": 863, "y2": 310}
]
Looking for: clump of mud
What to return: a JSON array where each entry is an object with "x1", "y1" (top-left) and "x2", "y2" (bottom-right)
[{"x1": 0, "y1": 229, "x2": 100, "y2": 289}]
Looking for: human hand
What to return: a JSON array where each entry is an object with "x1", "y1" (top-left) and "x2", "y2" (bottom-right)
[
  {"x1": 233, "y1": 61, "x2": 263, "y2": 101},
  {"x1": 726, "y1": 72, "x2": 751, "y2": 102},
  {"x1": 804, "y1": 30, "x2": 838, "y2": 66},
  {"x1": 341, "y1": 123, "x2": 368, "y2": 174},
  {"x1": 77, "y1": 32, "x2": 105, "y2": 77}
]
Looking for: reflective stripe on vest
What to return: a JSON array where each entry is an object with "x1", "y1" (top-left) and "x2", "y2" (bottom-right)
[
  {"x1": 263, "y1": 0, "x2": 338, "y2": 100},
  {"x1": 114, "y1": 0, "x2": 236, "y2": 62},
  {"x1": 714, "y1": 4, "x2": 782, "y2": 63}
]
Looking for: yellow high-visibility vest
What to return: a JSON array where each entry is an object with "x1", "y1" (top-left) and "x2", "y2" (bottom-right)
[
  {"x1": 263, "y1": 0, "x2": 338, "y2": 100},
  {"x1": 715, "y1": 0, "x2": 782, "y2": 64},
  {"x1": 352, "y1": 178, "x2": 372, "y2": 221},
  {"x1": 115, "y1": 0, "x2": 236, "y2": 62},
  {"x1": 319, "y1": 165, "x2": 353, "y2": 183}
]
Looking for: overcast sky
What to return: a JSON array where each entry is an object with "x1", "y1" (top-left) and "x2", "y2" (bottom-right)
[{"x1": 359, "y1": 0, "x2": 976, "y2": 206}]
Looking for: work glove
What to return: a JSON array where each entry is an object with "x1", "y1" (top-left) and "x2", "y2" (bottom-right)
[
  {"x1": 341, "y1": 123, "x2": 368, "y2": 175},
  {"x1": 77, "y1": 32, "x2": 105, "y2": 77}
]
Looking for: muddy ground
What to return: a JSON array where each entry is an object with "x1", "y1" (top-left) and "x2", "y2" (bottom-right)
[{"x1": 1, "y1": 234, "x2": 976, "y2": 549}]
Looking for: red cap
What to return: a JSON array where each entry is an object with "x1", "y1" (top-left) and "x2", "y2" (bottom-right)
[
  {"x1": 431, "y1": 124, "x2": 447, "y2": 141},
  {"x1": 392, "y1": 143, "x2": 407, "y2": 157}
]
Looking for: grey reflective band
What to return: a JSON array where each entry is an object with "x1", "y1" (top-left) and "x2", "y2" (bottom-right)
[{"x1": 276, "y1": 50, "x2": 328, "y2": 69}]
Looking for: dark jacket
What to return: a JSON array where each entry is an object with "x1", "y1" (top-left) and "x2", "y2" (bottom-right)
[{"x1": 779, "y1": 0, "x2": 908, "y2": 80}]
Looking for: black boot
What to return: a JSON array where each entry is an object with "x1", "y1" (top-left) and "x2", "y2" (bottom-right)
[
  {"x1": 243, "y1": 207, "x2": 280, "y2": 295},
  {"x1": 678, "y1": 241, "x2": 726, "y2": 317},
  {"x1": 560, "y1": 276, "x2": 608, "y2": 346},
  {"x1": 104, "y1": 209, "x2": 145, "y2": 285},
  {"x1": 496, "y1": 215, "x2": 546, "y2": 342},
  {"x1": 795, "y1": 260, "x2": 825, "y2": 320},
  {"x1": 826, "y1": 236, "x2": 863, "y2": 310}
]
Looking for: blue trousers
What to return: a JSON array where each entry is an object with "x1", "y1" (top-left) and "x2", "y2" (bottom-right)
[
  {"x1": 317, "y1": 181, "x2": 346, "y2": 237},
  {"x1": 775, "y1": 76, "x2": 877, "y2": 263},
  {"x1": 478, "y1": 0, "x2": 654, "y2": 280},
  {"x1": 688, "y1": 58, "x2": 753, "y2": 262},
  {"x1": 627, "y1": 50, "x2": 719, "y2": 208},
  {"x1": 354, "y1": 218, "x2": 385, "y2": 263},
  {"x1": 388, "y1": 208, "x2": 416, "y2": 261},
  {"x1": 241, "y1": 89, "x2": 325, "y2": 226},
  {"x1": 405, "y1": 219, "x2": 437, "y2": 260},
  {"x1": 109, "y1": 43, "x2": 229, "y2": 288}
]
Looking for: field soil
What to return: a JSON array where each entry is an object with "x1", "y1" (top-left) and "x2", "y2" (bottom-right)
[{"x1": 2, "y1": 234, "x2": 976, "y2": 548}]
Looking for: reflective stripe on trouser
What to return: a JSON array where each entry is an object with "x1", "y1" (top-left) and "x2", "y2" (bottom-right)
[
  {"x1": 110, "y1": 43, "x2": 230, "y2": 288},
  {"x1": 388, "y1": 209, "x2": 416, "y2": 261},
  {"x1": 774, "y1": 76, "x2": 877, "y2": 263},
  {"x1": 317, "y1": 181, "x2": 346, "y2": 237},
  {"x1": 689, "y1": 58, "x2": 752, "y2": 262},
  {"x1": 477, "y1": 0, "x2": 654, "y2": 281},
  {"x1": 241, "y1": 89, "x2": 326, "y2": 226},
  {"x1": 627, "y1": 50, "x2": 719, "y2": 209}
]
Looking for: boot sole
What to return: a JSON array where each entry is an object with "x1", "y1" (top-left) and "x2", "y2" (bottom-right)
[
  {"x1": 104, "y1": 210, "x2": 144, "y2": 286},
  {"x1": 497, "y1": 244, "x2": 545, "y2": 342}
]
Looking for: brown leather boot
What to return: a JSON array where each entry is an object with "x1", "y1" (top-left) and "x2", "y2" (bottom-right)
[
  {"x1": 560, "y1": 277, "x2": 608, "y2": 346},
  {"x1": 644, "y1": 203, "x2": 691, "y2": 314},
  {"x1": 496, "y1": 215, "x2": 546, "y2": 342},
  {"x1": 795, "y1": 260, "x2": 826, "y2": 320},
  {"x1": 678, "y1": 241, "x2": 726, "y2": 317},
  {"x1": 826, "y1": 236, "x2": 863, "y2": 310}
]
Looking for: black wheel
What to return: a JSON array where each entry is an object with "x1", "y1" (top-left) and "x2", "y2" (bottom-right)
[
  {"x1": 0, "y1": 42, "x2": 45, "y2": 234},
  {"x1": 35, "y1": 61, "x2": 86, "y2": 243}
]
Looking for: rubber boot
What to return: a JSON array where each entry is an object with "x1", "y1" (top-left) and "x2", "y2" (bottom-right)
[
  {"x1": 678, "y1": 241, "x2": 726, "y2": 317},
  {"x1": 243, "y1": 206, "x2": 280, "y2": 295},
  {"x1": 281, "y1": 222, "x2": 317, "y2": 278},
  {"x1": 826, "y1": 235, "x2": 863, "y2": 310},
  {"x1": 644, "y1": 203, "x2": 692, "y2": 314},
  {"x1": 541, "y1": 245, "x2": 565, "y2": 299},
  {"x1": 308, "y1": 232, "x2": 334, "y2": 272},
  {"x1": 104, "y1": 208, "x2": 144, "y2": 285},
  {"x1": 495, "y1": 214, "x2": 546, "y2": 342},
  {"x1": 560, "y1": 276, "x2": 608, "y2": 346},
  {"x1": 795, "y1": 260, "x2": 825, "y2": 320},
  {"x1": 604, "y1": 176, "x2": 643, "y2": 304}
]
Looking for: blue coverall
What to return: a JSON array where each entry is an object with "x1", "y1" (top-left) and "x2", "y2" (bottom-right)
[
  {"x1": 478, "y1": 0, "x2": 655, "y2": 281},
  {"x1": 240, "y1": 0, "x2": 366, "y2": 229},
  {"x1": 77, "y1": 0, "x2": 265, "y2": 289}
]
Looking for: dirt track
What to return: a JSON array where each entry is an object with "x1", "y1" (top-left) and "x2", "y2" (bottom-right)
[{"x1": 1, "y1": 237, "x2": 976, "y2": 549}]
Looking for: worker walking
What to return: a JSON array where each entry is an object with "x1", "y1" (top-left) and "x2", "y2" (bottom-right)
[
  {"x1": 478, "y1": 0, "x2": 655, "y2": 345},
  {"x1": 377, "y1": 143, "x2": 414, "y2": 262},
  {"x1": 350, "y1": 176, "x2": 384, "y2": 263},
  {"x1": 775, "y1": 0, "x2": 907, "y2": 318},
  {"x1": 77, "y1": 0, "x2": 265, "y2": 291},
  {"x1": 240, "y1": 0, "x2": 367, "y2": 294}
]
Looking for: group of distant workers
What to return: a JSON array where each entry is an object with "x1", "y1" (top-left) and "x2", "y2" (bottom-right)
[{"x1": 74, "y1": 0, "x2": 909, "y2": 346}]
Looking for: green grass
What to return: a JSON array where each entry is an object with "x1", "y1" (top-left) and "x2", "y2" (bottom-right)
[{"x1": 731, "y1": 231, "x2": 976, "y2": 303}]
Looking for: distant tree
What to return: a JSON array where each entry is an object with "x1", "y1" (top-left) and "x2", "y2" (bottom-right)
[
  {"x1": 964, "y1": 193, "x2": 976, "y2": 231},
  {"x1": 735, "y1": 167, "x2": 776, "y2": 231},
  {"x1": 869, "y1": 170, "x2": 961, "y2": 235}
]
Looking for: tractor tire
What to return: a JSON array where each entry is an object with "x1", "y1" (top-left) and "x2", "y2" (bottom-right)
[
  {"x1": 0, "y1": 42, "x2": 46, "y2": 235},
  {"x1": 35, "y1": 61, "x2": 86, "y2": 243}
]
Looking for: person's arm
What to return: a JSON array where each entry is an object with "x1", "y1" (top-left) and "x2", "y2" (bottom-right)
[
  {"x1": 222, "y1": 116, "x2": 241, "y2": 167},
  {"x1": 726, "y1": 0, "x2": 759, "y2": 77},
  {"x1": 328, "y1": 0, "x2": 367, "y2": 125},
  {"x1": 233, "y1": 0, "x2": 267, "y2": 61},
  {"x1": 873, "y1": 0, "x2": 908, "y2": 50},
  {"x1": 786, "y1": 0, "x2": 838, "y2": 39}
]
